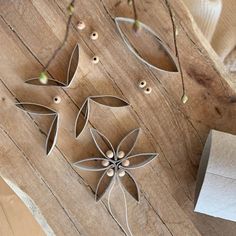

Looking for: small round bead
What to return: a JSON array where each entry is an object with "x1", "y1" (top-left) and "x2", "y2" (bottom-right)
[
  {"x1": 117, "y1": 151, "x2": 125, "y2": 159},
  {"x1": 90, "y1": 31, "x2": 98, "y2": 40},
  {"x1": 77, "y1": 21, "x2": 86, "y2": 30},
  {"x1": 53, "y1": 96, "x2": 61, "y2": 104},
  {"x1": 92, "y1": 56, "x2": 99, "y2": 64},
  {"x1": 144, "y1": 87, "x2": 152, "y2": 94},
  {"x1": 101, "y1": 160, "x2": 109, "y2": 167},
  {"x1": 118, "y1": 170, "x2": 126, "y2": 177},
  {"x1": 107, "y1": 168, "x2": 114, "y2": 177},
  {"x1": 138, "y1": 80, "x2": 146, "y2": 88},
  {"x1": 122, "y1": 159, "x2": 130, "y2": 167},
  {"x1": 106, "y1": 150, "x2": 114, "y2": 159}
]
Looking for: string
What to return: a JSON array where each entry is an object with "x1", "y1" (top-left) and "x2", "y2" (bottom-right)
[{"x1": 107, "y1": 175, "x2": 133, "y2": 236}]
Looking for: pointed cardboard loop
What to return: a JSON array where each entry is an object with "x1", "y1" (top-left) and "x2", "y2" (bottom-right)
[
  {"x1": 66, "y1": 43, "x2": 80, "y2": 87},
  {"x1": 90, "y1": 95, "x2": 129, "y2": 108},
  {"x1": 90, "y1": 128, "x2": 115, "y2": 159},
  {"x1": 119, "y1": 169, "x2": 140, "y2": 202},
  {"x1": 74, "y1": 157, "x2": 112, "y2": 171},
  {"x1": 25, "y1": 78, "x2": 66, "y2": 87},
  {"x1": 46, "y1": 114, "x2": 59, "y2": 155},
  {"x1": 75, "y1": 99, "x2": 90, "y2": 138},
  {"x1": 16, "y1": 102, "x2": 56, "y2": 115},
  {"x1": 115, "y1": 17, "x2": 179, "y2": 73},
  {"x1": 116, "y1": 128, "x2": 140, "y2": 159},
  {"x1": 95, "y1": 165, "x2": 115, "y2": 201},
  {"x1": 121, "y1": 153, "x2": 158, "y2": 170}
]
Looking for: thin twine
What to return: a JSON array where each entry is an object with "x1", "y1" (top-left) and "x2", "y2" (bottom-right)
[{"x1": 108, "y1": 176, "x2": 133, "y2": 236}]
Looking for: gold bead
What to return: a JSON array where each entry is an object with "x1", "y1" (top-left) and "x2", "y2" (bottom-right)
[
  {"x1": 122, "y1": 159, "x2": 130, "y2": 167},
  {"x1": 53, "y1": 96, "x2": 61, "y2": 104},
  {"x1": 138, "y1": 80, "x2": 147, "y2": 88},
  {"x1": 106, "y1": 150, "x2": 114, "y2": 159},
  {"x1": 117, "y1": 151, "x2": 125, "y2": 159},
  {"x1": 92, "y1": 56, "x2": 99, "y2": 64},
  {"x1": 90, "y1": 31, "x2": 98, "y2": 40},
  {"x1": 101, "y1": 160, "x2": 109, "y2": 167},
  {"x1": 107, "y1": 169, "x2": 114, "y2": 177},
  {"x1": 118, "y1": 170, "x2": 126, "y2": 177},
  {"x1": 77, "y1": 21, "x2": 85, "y2": 30},
  {"x1": 144, "y1": 87, "x2": 152, "y2": 94}
]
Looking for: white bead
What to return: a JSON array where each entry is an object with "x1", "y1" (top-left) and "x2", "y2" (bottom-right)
[
  {"x1": 122, "y1": 159, "x2": 130, "y2": 167},
  {"x1": 53, "y1": 96, "x2": 61, "y2": 104},
  {"x1": 118, "y1": 170, "x2": 125, "y2": 177},
  {"x1": 107, "y1": 169, "x2": 114, "y2": 177},
  {"x1": 77, "y1": 21, "x2": 85, "y2": 30},
  {"x1": 101, "y1": 160, "x2": 109, "y2": 167},
  {"x1": 138, "y1": 80, "x2": 146, "y2": 88},
  {"x1": 144, "y1": 87, "x2": 152, "y2": 94},
  {"x1": 106, "y1": 150, "x2": 114, "y2": 159},
  {"x1": 117, "y1": 151, "x2": 125, "y2": 159},
  {"x1": 92, "y1": 56, "x2": 99, "y2": 64},
  {"x1": 90, "y1": 31, "x2": 98, "y2": 40}
]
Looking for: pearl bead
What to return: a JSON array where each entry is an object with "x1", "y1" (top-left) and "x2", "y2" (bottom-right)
[
  {"x1": 144, "y1": 87, "x2": 152, "y2": 94},
  {"x1": 53, "y1": 96, "x2": 61, "y2": 104},
  {"x1": 107, "y1": 168, "x2": 114, "y2": 177},
  {"x1": 92, "y1": 56, "x2": 99, "y2": 64},
  {"x1": 118, "y1": 170, "x2": 126, "y2": 177},
  {"x1": 77, "y1": 21, "x2": 86, "y2": 30},
  {"x1": 117, "y1": 151, "x2": 125, "y2": 159},
  {"x1": 101, "y1": 160, "x2": 109, "y2": 167},
  {"x1": 90, "y1": 31, "x2": 98, "y2": 40},
  {"x1": 122, "y1": 159, "x2": 130, "y2": 167},
  {"x1": 106, "y1": 150, "x2": 114, "y2": 159},
  {"x1": 138, "y1": 80, "x2": 146, "y2": 88}
]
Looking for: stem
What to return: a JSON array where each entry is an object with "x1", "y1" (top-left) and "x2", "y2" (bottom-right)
[
  {"x1": 43, "y1": 0, "x2": 75, "y2": 72},
  {"x1": 132, "y1": 0, "x2": 138, "y2": 21}
]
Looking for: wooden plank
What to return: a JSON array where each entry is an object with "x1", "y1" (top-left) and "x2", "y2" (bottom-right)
[{"x1": 0, "y1": 0, "x2": 236, "y2": 235}]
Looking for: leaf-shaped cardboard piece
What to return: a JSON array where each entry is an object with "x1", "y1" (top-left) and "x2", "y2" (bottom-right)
[
  {"x1": 116, "y1": 128, "x2": 140, "y2": 160},
  {"x1": 75, "y1": 99, "x2": 90, "y2": 138},
  {"x1": 90, "y1": 95, "x2": 129, "y2": 108},
  {"x1": 16, "y1": 102, "x2": 56, "y2": 115},
  {"x1": 95, "y1": 166, "x2": 115, "y2": 201},
  {"x1": 67, "y1": 43, "x2": 79, "y2": 87},
  {"x1": 25, "y1": 78, "x2": 66, "y2": 87},
  {"x1": 119, "y1": 169, "x2": 140, "y2": 202},
  {"x1": 121, "y1": 153, "x2": 158, "y2": 170},
  {"x1": 25, "y1": 43, "x2": 79, "y2": 87},
  {"x1": 46, "y1": 114, "x2": 59, "y2": 155},
  {"x1": 74, "y1": 157, "x2": 112, "y2": 171},
  {"x1": 90, "y1": 128, "x2": 115, "y2": 159},
  {"x1": 115, "y1": 17, "x2": 179, "y2": 73}
]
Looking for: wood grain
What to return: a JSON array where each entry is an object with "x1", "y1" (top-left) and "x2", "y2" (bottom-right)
[{"x1": 0, "y1": 0, "x2": 236, "y2": 235}]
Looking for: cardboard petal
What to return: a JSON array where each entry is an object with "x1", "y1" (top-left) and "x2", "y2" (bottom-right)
[
  {"x1": 25, "y1": 78, "x2": 66, "y2": 87},
  {"x1": 66, "y1": 43, "x2": 80, "y2": 87},
  {"x1": 119, "y1": 169, "x2": 140, "y2": 202},
  {"x1": 90, "y1": 95, "x2": 129, "y2": 108},
  {"x1": 95, "y1": 166, "x2": 115, "y2": 201},
  {"x1": 46, "y1": 114, "x2": 59, "y2": 156},
  {"x1": 90, "y1": 128, "x2": 115, "y2": 159},
  {"x1": 75, "y1": 99, "x2": 90, "y2": 138},
  {"x1": 15, "y1": 102, "x2": 56, "y2": 115},
  {"x1": 116, "y1": 128, "x2": 140, "y2": 160},
  {"x1": 74, "y1": 157, "x2": 112, "y2": 171},
  {"x1": 122, "y1": 153, "x2": 158, "y2": 170},
  {"x1": 115, "y1": 17, "x2": 179, "y2": 73}
]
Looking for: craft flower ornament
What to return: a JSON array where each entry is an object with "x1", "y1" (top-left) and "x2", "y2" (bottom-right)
[{"x1": 74, "y1": 128, "x2": 158, "y2": 201}]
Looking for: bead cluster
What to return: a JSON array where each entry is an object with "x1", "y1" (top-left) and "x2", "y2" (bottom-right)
[
  {"x1": 76, "y1": 21, "x2": 100, "y2": 65},
  {"x1": 138, "y1": 80, "x2": 152, "y2": 94},
  {"x1": 101, "y1": 150, "x2": 130, "y2": 177}
]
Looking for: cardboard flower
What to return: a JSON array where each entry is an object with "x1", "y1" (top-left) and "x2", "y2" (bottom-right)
[{"x1": 74, "y1": 128, "x2": 158, "y2": 201}]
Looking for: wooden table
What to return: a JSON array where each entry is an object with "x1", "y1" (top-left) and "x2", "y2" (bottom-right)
[{"x1": 0, "y1": 0, "x2": 236, "y2": 235}]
